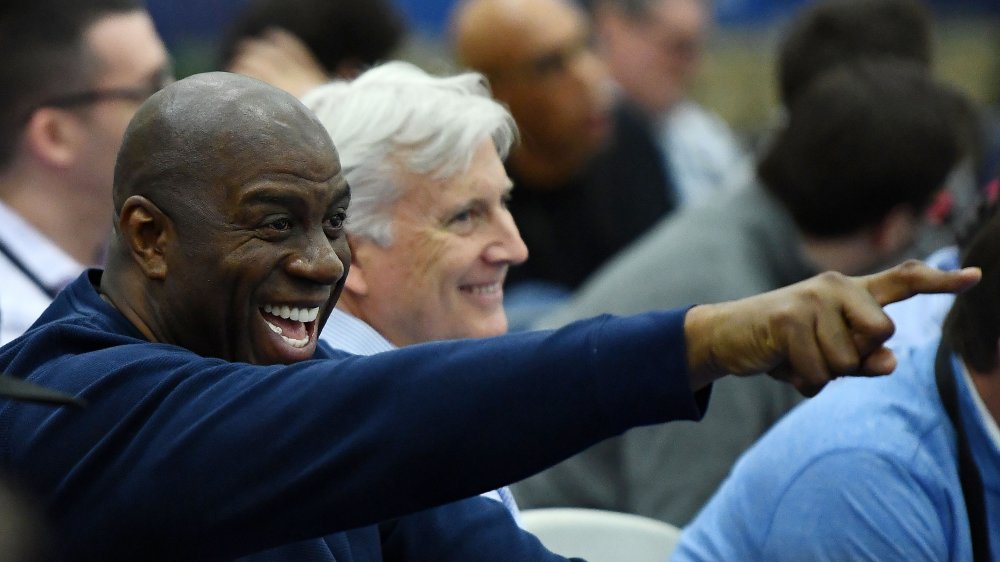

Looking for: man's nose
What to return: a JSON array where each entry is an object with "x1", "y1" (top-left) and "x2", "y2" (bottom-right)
[
  {"x1": 573, "y1": 49, "x2": 609, "y2": 95},
  {"x1": 286, "y1": 233, "x2": 346, "y2": 285},
  {"x1": 483, "y1": 212, "x2": 529, "y2": 265}
]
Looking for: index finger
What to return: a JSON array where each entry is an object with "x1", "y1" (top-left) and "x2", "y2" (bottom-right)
[{"x1": 861, "y1": 260, "x2": 981, "y2": 307}]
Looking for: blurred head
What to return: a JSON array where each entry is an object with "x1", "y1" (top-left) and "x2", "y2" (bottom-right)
[
  {"x1": 106, "y1": 72, "x2": 350, "y2": 365},
  {"x1": 943, "y1": 198, "x2": 1000, "y2": 372},
  {"x1": 593, "y1": 0, "x2": 708, "y2": 115},
  {"x1": 0, "y1": 0, "x2": 171, "y2": 197},
  {"x1": 452, "y1": 0, "x2": 612, "y2": 171},
  {"x1": 219, "y1": 0, "x2": 405, "y2": 79},
  {"x1": 778, "y1": 0, "x2": 932, "y2": 108},
  {"x1": 760, "y1": 60, "x2": 967, "y2": 251},
  {"x1": 303, "y1": 62, "x2": 528, "y2": 345}
]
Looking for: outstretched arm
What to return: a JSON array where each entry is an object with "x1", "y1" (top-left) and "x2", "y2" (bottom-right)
[{"x1": 684, "y1": 260, "x2": 981, "y2": 395}]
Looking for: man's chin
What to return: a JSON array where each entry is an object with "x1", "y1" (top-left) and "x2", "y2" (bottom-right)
[
  {"x1": 462, "y1": 315, "x2": 509, "y2": 340},
  {"x1": 251, "y1": 326, "x2": 319, "y2": 365}
]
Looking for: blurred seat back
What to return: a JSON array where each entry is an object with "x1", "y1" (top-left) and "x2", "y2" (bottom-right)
[{"x1": 521, "y1": 507, "x2": 682, "y2": 562}]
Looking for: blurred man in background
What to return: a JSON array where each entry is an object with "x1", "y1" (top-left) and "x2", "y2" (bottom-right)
[
  {"x1": 452, "y1": 0, "x2": 676, "y2": 321},
  {"x1": 590, "y1": 0, "x2": 747, "y2": 208},
  {"x1": 0, "y1": 0, "x2": 171, "y2": 344}
]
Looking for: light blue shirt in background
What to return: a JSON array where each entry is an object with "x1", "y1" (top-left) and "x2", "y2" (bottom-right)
[{"x1": 671, "y1": 329, "x2": 1000, "y2": 561}]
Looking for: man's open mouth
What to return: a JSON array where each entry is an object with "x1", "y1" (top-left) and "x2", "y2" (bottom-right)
[{"x1": 260, "y1": 304, "x2": 320, "y2": 348}]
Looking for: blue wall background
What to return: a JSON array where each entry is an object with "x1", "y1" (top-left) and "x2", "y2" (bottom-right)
[{"x1": 147, "y1": 0, "x2": 1000, "y2": 53}]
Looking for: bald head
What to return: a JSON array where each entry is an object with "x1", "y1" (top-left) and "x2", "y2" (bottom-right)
[
  {"x1": 113, "y1": 71, "x2": 338, "y2": 215},
  {"x1": 454, "y1": 0, "x2": 538, "y2": 74},
  {"x1": 453, "y1": 0, "x2": 594, "y2": 75},
  {"x1": 451, "y1": 0, "x2": 611, "y2": 183}
]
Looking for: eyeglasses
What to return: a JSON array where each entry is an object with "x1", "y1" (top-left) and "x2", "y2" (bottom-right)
[
  {"x1": 40, "y1": 86, "x2": 160, "y2": 109},
  {"x1": 24, "y1": 68, "x2": 175, "y2": 121}
]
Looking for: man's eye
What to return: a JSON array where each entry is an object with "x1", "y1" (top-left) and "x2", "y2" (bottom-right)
[
  {"x1": 267, "y1": 218, "x2": 292, "y2": 231},
  {"x1": 324, "y1": 212, "x2": 347, "y2": 231},
  {"x1": 533, "y1": 52, "x2": 568, "y2": 75}
]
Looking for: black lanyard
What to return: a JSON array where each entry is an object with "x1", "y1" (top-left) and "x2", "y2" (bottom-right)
[
  {"x1": 0, "y1": 374, "x2": 85, "y2": 408},
  {"x1": 935, "y1": 342, "x2": 991, "y2": 561},
  {"x1": 0, "y1": 237, "x2": 59, "y2": 299}
]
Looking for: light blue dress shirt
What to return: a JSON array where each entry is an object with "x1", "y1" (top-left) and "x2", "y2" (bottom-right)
[{"x1": 671, "y1": 334, "x2": 1000, "y2": 561}]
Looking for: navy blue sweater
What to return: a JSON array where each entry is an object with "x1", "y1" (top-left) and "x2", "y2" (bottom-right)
[{"x1": 0, "y1": 271, "x2": 706, "y2": 560}]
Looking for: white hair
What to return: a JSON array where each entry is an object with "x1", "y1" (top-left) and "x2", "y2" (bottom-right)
[{"x1": 301, "y1": 61, "x2": 518, "y2": 246}]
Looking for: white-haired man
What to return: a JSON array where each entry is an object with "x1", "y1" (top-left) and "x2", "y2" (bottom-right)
[{"x1": 303, "y1": 61, "x2": 529, "y2": 520}]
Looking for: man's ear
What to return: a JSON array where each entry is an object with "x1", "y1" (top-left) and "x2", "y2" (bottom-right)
[
  {"x1": 342, "y1": 235, "x2": 371, "y2": 297},
  {"x1": 118, "y1": 195, "x2": 173, "y2": 280},
  {"x1": 21, "y1": 108, "x2": 85, "y2": 168},
  {"x1": 871, "y1": 205, "x2": 919, "y2": 256}
]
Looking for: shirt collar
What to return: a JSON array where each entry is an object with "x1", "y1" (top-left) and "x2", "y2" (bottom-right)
[
  {"x1": 321, "y1": 308, "x2": 396, "y2": 355},
  {"x1": 0, "y1": 200, "x2": 86, "y2": 292},
  {"x1": 958, "y1": 358, "x2": 1000, "y2": 452}
]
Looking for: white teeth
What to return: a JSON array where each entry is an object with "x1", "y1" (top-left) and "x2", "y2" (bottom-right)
[
  {"x1": 261, "y1": 305, "x2": 320, "y2": 322},
  {"x1": 260, "y1": 305, "x2": 319, "y2": 348},
  {"x1": 467, "y1": 283, "x2": 500, "y2": 295},
  {"x1": 281, "y1": 334, "x2": 309, "y2": 348}
]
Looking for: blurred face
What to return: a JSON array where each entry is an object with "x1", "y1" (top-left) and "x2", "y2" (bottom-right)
[
  {"x1": 346, "y1": 140, "x2": 528, "y2": 346},
  {"x1": 598, "y1": 0, "x2": 706, "y2": 114},
  {"x1": 75, "y1": 11, "x2": 171, "y2": 198},
  {"x1": 490, "y1": 0, "x2": 612, "y2": 163},
  {"x1": 161, "y1": 129, "x2": 351, "y2": 365}
]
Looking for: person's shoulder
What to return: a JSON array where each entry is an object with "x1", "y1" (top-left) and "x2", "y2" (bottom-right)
[
  {"x1": 737, "y1": 346, "x2": 948, "y2": 490},
  {"x1": 610, "y1": 188, "x2": 768, "y2": 269},
  {"x1": 1, "y1": 274, "x2": 215, "y2": 388},
  {"x1": 666, "y1": 101, "x2": 742, "y2": 150},
  {"x1": 668, "y1": 101, "x2": 734, "y2": 133},
  {"x1": 607, "y1": 187, "x2": 792, "y2": 286},
  {"x1": 534, "y1": 191, "x2": 783, "y2": 327},
  {"x1": 676, "y1": 349, "x2": 955, "y2": 562}
]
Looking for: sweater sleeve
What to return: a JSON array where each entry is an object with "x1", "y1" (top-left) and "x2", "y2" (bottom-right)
[{"x1": 7, "y1": 309, "x2": 707, "y2": 559}]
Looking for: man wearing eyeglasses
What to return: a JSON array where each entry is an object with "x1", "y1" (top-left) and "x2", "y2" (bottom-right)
[{"x1": 0, "y1": 0, "x2": 172, "y2": 345}]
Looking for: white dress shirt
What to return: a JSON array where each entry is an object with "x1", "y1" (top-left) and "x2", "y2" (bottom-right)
[
  {"x1": 321, "y1": 307, "x2": 524, "y2": 525},
  {"x1": 0, "y1": 200, "x2": 85, "y2": 345}
]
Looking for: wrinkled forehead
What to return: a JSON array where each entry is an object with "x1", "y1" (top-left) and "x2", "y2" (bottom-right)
[
  {"x1": 117, "y1": 72, "x2": 343, "y2": 209},
  {"x1": 208, "y1": 92, "x2": 339, "y2": 179},
  {"x1": 178, "y1": 79, "x2": 340, "y2": 188}
]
